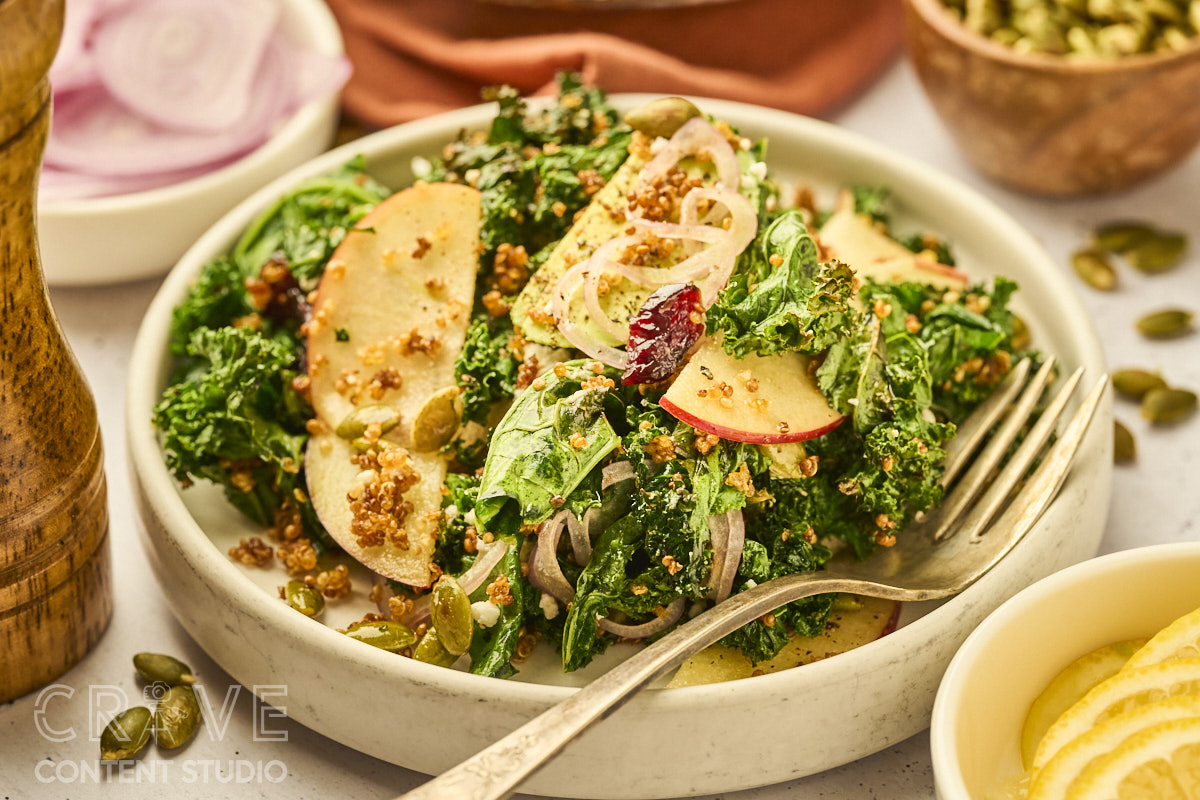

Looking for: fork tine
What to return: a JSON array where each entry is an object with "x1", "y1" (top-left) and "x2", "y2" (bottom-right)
[
  {"x1": 931, "y1": 357, "x2": 1057, "y2": 541},
  {"x1": 953, "y1": 366, "x2": 1085, "y2": 541},
  {"x1": 940, "y1": 358, "x2": 1032, "y2": 487},
  {"x1": 980, "y1": 376, "x2": 1109, "y2": 554}
]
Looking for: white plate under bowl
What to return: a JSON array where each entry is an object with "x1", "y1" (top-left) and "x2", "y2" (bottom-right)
[
  {"x1": 127, "y1": 96, "x2": 1112, "y2": 799},
  {"x1": 35, "y1": 0, "x2": 342, "y2": 287},
  {"x1": 931, "y1": 542, "x2": 1200, "y2": 800}
]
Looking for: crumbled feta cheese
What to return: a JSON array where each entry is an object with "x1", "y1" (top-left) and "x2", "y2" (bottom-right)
[
  {"x1": 740, "y1": 173, "x2": 757, "y2": 190},
  {"x1": 539, "y1": 592, "x2": 559, "y2": 620},
  {"x1": 444, "y1": 504, "x2": 459, "y2": 521},
  {"x1": 464, "y1": 509, "x2": 477, "y2": 528},
  {"x1": 739, "y1": 137, "x2": 752, "y2": 151},
  {"x1": 745, "y1": 579, "x2": 758, "y2": 589},
  {"x1": 471, "y1": 600, "x2": 501, "y2": 628},
  {"x1": 749, "y1": 161, "x2": 767, "y2": 181},
  {"x1": 411, "y1": 156, "x2": 432, "y2": 178},
  {"x1": 650, "y1": 136, "x2": 668, "y2": 155}
]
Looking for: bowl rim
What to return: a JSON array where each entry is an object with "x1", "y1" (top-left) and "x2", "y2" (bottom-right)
[
  {"x1": 39, "y1": 0, "x2": 344, "y2": 217},
  {"x1": 906, "y1": 0, "x2": 1200, "y2": 74},
  {"x1": 126, "y1": 93, "x2": 1109, "y2": 712},
  {"x1": 930, "y1": 541, "x2": 1200, "y2": 799}
]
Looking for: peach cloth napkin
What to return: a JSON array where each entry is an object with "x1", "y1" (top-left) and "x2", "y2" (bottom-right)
[{"x1": 325, "y1": 0, "x2": 904, "y2": 126}]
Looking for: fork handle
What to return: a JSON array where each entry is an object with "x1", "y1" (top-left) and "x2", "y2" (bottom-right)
[{"x1": 397, "y1": 573, "x2": 898, "y2": 800}]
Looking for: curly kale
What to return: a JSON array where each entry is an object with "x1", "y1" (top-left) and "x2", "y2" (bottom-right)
[
  {"x1": 153, "y1": 327, "x2": 327, "y2": 544},
  {"x1": 454, "y1": 314, "x2": 521, "y2": 429},
  {"x1": 707, "y1": 211, "x2": 855, "y2": 358},
  {"x1": 432, "y1": 74, "x2": 630, "y2": 277}
]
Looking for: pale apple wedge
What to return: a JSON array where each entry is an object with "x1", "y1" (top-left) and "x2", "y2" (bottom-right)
[
  {"x1": 304, "y1": 182, "x2": 481, "y2": 586},
  {"x1": 818, "y1": 207, "x2": 968, "y2": 292},
  {"x1": 660, "y1": 339, "x2": 845, "y2": 444},
  {"x1": 668, "y1": 596, "x2": 901, "y2": 687}
]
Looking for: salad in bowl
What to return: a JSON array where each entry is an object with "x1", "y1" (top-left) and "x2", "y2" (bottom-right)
[{"x1": 154, "y1": 76, "x2": 1030, "y2": 681}]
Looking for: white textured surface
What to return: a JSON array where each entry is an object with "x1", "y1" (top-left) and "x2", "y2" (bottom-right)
[{"x1": 2, "y1": 59, "x2": 1198, "y2": 799}]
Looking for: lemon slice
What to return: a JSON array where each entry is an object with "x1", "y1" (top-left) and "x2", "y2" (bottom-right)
[
  {"x1": 1124, "y1": 607, "x2": 1200, "y2": 671},
  {"x1": 1028, "y1": 695, "x2": 1200, "y2": 800},
  {"x1": 1031, "y1": 658, "x2": 1200, "y2": 773},
  {"x1": 1022, "y1": 639, "x2": 1148, "y2": 769},
  {"x1": 1062, "y1": 716, "x2": 1200, "y2": 799}
]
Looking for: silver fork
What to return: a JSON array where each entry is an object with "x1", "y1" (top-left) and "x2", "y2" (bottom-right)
[{"x1": 399, "y1": 359, "x2": 1108, "y2": 800}]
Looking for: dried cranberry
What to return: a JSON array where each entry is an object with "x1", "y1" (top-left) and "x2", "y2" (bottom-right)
[{"x1": 622, "y1": 283, "x2": 705, "y2": 385}]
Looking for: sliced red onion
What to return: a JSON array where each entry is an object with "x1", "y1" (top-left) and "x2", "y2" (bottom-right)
[
  {"x1": 566, "y1": 511, "x2": 591, "y2": 566},
  {"x1": 638, "y1": 117, "x2": 740, "y2": 194},
  {"x1": 45, "y1": 56, "x2": 287, "y2": 177},
  {"x1": 582, "y1": 266, "x2": 629, "y2": 343},
  {"x1": 50, "y1": 0, "x2": 101, "y2": 92},
  {"x1": 601, "y1": 461, "x2": 635, "y2": 490},
  {"x1": 629, "y1": 217, "x2": 728, "y2": 244},
  {"x1": 529, "y1": 511, "x2": 576, "y2": 604},
  {"x1": 456, "y1": 539, "x2": 509, "y2": 595},
  {"x1": 402, "y1": 595, "x2": 431, "y2": 630},
  {"x1": 38, "y1": 162, "x2": 224, "y2": 201},
  {"x1": 597, "y1": 597, "x2": 686, "y2": 639},
  {"x1": 92, "y1": 0, "x2": 281, "y2": 134},
  {"x1": 551, "y1": 263, "x2": 628, "y2": 369},
  {"x1": 710, "y1": 509, "x2": 746, "y2": 603}
]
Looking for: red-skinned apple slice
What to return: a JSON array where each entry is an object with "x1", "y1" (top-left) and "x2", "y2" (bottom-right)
[
  {"x1": 660, "y1": 339, "x2": 845, "y2": 444},
  {"x1": 304, "y1": 182, "x2": 481, "y2": 587},
  {"x1": 818, "y1": 207, "x2": 968, "y2": 292}
]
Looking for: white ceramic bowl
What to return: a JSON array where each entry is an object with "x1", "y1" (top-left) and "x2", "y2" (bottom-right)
[
  {"x1": 36, "y1": 0, "x2": 343, "y2": 287},
  {"x1": 127, "y1": 95, "x2": 1112, "y2": 799},
  {"x1": 931, "y1": 542, "x2": 1200, "y2": 800}
]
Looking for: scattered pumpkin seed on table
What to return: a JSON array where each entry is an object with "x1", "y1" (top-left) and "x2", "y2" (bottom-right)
[
  {"x1": 155, "y1": 685, "x2": 202, "y2": 749},
  {"x1": 1136, "y1": 308, "x2": 1195, "y2": 339},
  {"x1": 1092, "y1": 221, "x2": 1157, "y2": 253},
  {"x1": 100, "y1": 706, "x2": 153, "y2": 761},
  {"x1": 1125, "y1": 232, "x2": 1188, "y2": 274},
  {"x1": 133, "y1": 652, "x2": 195, "y2": 686},
  {"x1": 1071, "y1": 248, "x2": 1118, "y2": 290},
  {"x1": 1141, "y1": 387, "x2": 1198, "y2": 424},
  {"x1": 1113, "y1": 420, "x2": 1137, "y2": 462},
  {"x1": 1111, "y1": 368, "x2": 1168, "y2": 399}
]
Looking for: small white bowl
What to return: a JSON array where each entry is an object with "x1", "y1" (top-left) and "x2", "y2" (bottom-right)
[
  {"x1": 931, "y1": 542, "x2": 1200, "y2": 800},
  {"x1": 36, "y1": 0, "x2": 343, "y2": 287}
]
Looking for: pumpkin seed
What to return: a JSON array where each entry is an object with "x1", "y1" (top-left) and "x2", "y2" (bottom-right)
[
  {"x1": 352, "y1": 436, "x2": 398, "y2": 454},
  {"x1": 285, "y1": 580, "x2": 325, "y2": 617},
  {"x1": 412, "y1": 628, "x2": 458, "y2": 667},
  {"x1": 412, "y1": 387, "x2": 463, "y2": 453},
  {"x1": 133, "y1": 653, "x2": 195, "y2": 686},
  {"x1": 431, "y1": 576, "x2": 474, "y2": 656},
  {"x1": 100, "y1": 706, "x2": 153, "y2": 761},
  {"x1": 1136, "y1": 308, "x2": 1194, "y2": 339},
  {"x1": 1125, "y1": 232, "x2": 1187, "y2": 274},
  {"x1": 344, "y1": 620, "x2": 416, "y2": 652},
  {"x1": 1141, "y1": 387, "x2": 1197, "y2": 425},
  {"x1": 623, "y1": 97, "x2": 702, "y2": 139},
  {"x1": 1111, "y1": 368, "x2": 1168, "y2": 399},
  {"x1": 1011, "y1": 313, "x2": 1032, "y2": 350},
  {"x1": 155, "y1": 685, "x2": 201, "y2": 749},
  {"x1": 1071, "y1": 248, "x2": 1117, "y2": 290},
  {"x1": 335, "y1": 404, "x2": 401, "y2": 440},
  {"x1": 1113, "y1": 419, "x2": 1136, "y2": 462},
  {"x1": 1092, "y1": 221, "x2": 1156, "y2": 253}
]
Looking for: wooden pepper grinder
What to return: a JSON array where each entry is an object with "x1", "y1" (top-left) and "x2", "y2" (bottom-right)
[{"x1": 0, "y1": 0, "x2": 112, "y2": 702}]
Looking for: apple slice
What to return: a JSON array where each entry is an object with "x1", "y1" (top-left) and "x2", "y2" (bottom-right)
[
  {"x1": 304, "y1": 182, "x2": 481, "y2": 587},
  {"x1": 818, "y1": 207, "x2": 968, "y2": 292},
  {"x1": 660, "y1": 339, "x2": 845, "y2": 444},
  {"x1": 668, "y1": 596, "x2": 901, "y2": 687}
]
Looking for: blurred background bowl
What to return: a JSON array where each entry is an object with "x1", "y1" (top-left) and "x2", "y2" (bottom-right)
[
  {"x1": 36, "y1": 0, "x2": 343, "y2": 287},
  {"x1": 931, "y1": 541, "x2": 1200, "y2": 800},
  {"x1": 903, "y1": 0, "x2": 1200, "y2": 197}
]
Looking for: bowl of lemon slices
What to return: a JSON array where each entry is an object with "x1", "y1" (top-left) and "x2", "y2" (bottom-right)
[{"x1": 931, "y1": 541, "x2": 1200, "y2": 800}]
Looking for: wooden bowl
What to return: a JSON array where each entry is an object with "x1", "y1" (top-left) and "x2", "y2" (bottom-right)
[{"x1": 904, "y1": 0, "x2": 1200, "y2": 196}]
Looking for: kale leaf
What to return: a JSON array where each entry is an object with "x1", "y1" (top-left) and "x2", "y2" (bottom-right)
[
  {"x1": 707, "y1": 211, "x2": 855, "y2": 359},
  {"x1": 153, "y1": 327, "x2": 324, "y2": 541},
  {"x1": 475, "y1": 361, "x2": 626, "y2": 536},
  {"x1": 467, "y1": 534, "x2": 526, "y2": 678},
  {"x1": 454, "y1": 314, "x2": 521, "y2": 428}
]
